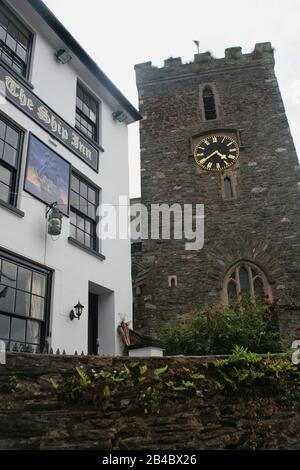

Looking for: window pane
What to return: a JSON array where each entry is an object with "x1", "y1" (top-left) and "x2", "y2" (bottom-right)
[
  {"x1": 17, "y1": 267, "x2": 32, "y2": 292},
  {"x1": 85, "y1": 219, "x2": 91, "y2": 234},
  {"x1": 71, "y1": 175, "x2": 79, "y2": 193},
  {"x1": 30, "y1": 295, "x2": 45, "y2": 320},
  {"x1": 0, "y1": 314, "x2": 10, "y2": 339},
  {"x1": 76, "y1": 214, "x2": 84, "y2": 230},
  {"x1": 3, "y1": 143, "x2": 17, "y2": 167},
  {"x1": 254, "y1": 278, "x2": 264, "y2": 297},
  {"x1": 227, "y1": 280, "x2": 237, "y2": 299},
  {"x1": 0, "y1": 120, "x2": 6, "y2": 140},
  {"x1": 1, "y1": 261, "x2": 17, "y2": 287},
  {"x1": 80, "y1": 181, "x2": 88, "y2": 198},
  {"x1": 88, "y1": 187, "x2": 96, "y2": 204},
  {"x1": 0, "y1": 182, "x2": 10, "y2": 203},
  {"x1": 32, "y1": 272, "x2": 46, "y2": 297},
  {"x1": 15, "y1": 290, "x2": 30, "y2": 316},
  {"x1": 6, "y1": 33, "x2": 17, "y2": 52},
  {"x1": 70, "y1": 224, "x2": 76, "y2": 238},
  {"x1": 88, "y1": 203, "x2": 96, "y2": 220},
  {"x1": 26, "y1": 320, "x2": 40, "y2": 344},
  {"x1": 85, "y1": 234, "x2": 91, "y2": 248},
  {"x1": 10, "y1": 317, "x2": 26, "y2": 342},
  {"x1": 70, "y1": 191, "x2": 79, "y2": 208},
  {"x1": 0, "y1": 285, "x2": 15, "y2": 312},
  {"x1": 239, "y1": 267, "x2": 250, "y2": 292},
  {"x1": 79, "y1": 196, "x2": 88, "y2": 215},
  {"x1": 0, "y1": 164, "x2": 12, "y2": 186},
  {"x1": 77, "y1": 229, "x2": 85, "y2": 245},
  {"x1": 5, "y1": 126, "x2": 19, "y2": 148}
]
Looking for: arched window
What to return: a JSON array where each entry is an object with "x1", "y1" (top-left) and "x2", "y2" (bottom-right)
[
  {"x1": 223, "y1": 261, "x2": 272, "y2": 304},
  {"x1": 203, "y1": 86, "x2": 217, "y2": 120}
]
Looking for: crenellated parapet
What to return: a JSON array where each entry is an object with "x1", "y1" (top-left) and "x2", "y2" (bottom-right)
[{"x1": 135, "y1": 42, "x2": 274, "y2": 84}]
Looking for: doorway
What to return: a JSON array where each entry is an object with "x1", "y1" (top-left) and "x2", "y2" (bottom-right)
[{"x1": 88, "y1": 293, "x2": 98, "y2": 355}]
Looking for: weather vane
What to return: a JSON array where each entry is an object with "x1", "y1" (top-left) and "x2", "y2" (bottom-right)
[{"x1": 193, "y1": 40, "x2": 200, "y2": 54}]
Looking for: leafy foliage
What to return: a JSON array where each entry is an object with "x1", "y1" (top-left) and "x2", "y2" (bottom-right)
[
  {"x1": 160, "y1": 297, "x2": 283, "y2": 355},
  {"x1": 50, "y1": 347, "x2": 300, "y2": 415}
]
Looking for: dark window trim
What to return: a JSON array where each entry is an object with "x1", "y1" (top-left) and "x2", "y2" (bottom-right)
[
  {"x1": 70, "y1": 169, "x2": 100, "y2": 253},
  {"x1": 0, "y1": 247, "x2": 53, "y2": 352},
  {"x1": 68, "y1": 236, "x2": 105, "y2": 261},
  {"x1": 0, "y1": 58, "x2": 34, "y2": 89},
  {"x1": 0, "y1": 111, "x2": 24, "y2": 209},
  {"x1": 76, "y1": 80, "x2": 100, "y2": 144},
  {"x1": 0, "y1": 0, "x2": 34, "y2": 81}
]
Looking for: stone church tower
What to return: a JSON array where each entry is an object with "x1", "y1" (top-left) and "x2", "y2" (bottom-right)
[{"x1": 132, "y1": 43, "x2": 300, "y2": 341}]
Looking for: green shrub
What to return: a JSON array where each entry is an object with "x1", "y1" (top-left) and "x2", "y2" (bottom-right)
[{"x1": 160, "y1": 296, "x2": 283, "y2": 355}]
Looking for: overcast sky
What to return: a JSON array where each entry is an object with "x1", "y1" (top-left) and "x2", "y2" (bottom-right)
[{"x1": 44, "y1": 0, "x2": 300, "y2": 197}]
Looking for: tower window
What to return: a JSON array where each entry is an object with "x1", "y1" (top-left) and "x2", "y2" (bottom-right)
[
  {"x1": 223, "y1": 261, "x2": 272, "y2": 304},
  {"x1": 224, "y1": 176, "x2": 233, "y2": 199},
  {"x1": 203, "y1": 86, "x2": 217, "y2": 120}
]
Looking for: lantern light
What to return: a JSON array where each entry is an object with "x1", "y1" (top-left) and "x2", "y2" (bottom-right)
[
  {"x1": 70, "y1": 301, "x2": 85, "y2": 321},
  {"x1": 47, "y1": 203, "x2": 63, "y2": 236}
]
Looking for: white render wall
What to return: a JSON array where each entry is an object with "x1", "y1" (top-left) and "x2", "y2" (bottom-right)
[{"x1": 0, "y1": 1, "x2": 133, "y2": 354}]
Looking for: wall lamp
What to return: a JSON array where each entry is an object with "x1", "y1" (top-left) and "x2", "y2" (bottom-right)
[
  {"x1": 46, "y1": 203, "x2": 63, "y2": 236},
  {"x1": 70, "y1": 301, "x2": 85, "y2": 320},
  {"x1": 112, "y1": 110, "x2": 127, "y2": 123},
  {"x1": 55, "y1": 49, "x2": 72, "y2": 64}
]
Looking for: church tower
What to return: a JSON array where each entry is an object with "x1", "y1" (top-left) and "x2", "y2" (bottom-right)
[{"x1": 133, "y1": 43, "x2": 300, "y2": 341}]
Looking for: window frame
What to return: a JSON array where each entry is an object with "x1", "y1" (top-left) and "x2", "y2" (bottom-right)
[
  {"x1": 0, "y1": 112, "x2": 24, "y2": 209},
  {"x1": 0, "y1": 1, "x2": 34, "y2": 80},
  {"x1": 75, "y1": 81, "x2": 100, "y2": 144},
  {"x1": 222, "y1": 260, "x2": 273, "y2": 305},
  {"x1": 0, "y1": 248, "x2": 52, "y2": 352},
  {"x1": 69, "y1": 169, "x2": 100, "y2": 253}
]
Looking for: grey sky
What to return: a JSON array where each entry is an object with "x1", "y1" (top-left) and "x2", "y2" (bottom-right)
[{"x1": 44, "y1": 0, "x2": 300, "y2": 197}]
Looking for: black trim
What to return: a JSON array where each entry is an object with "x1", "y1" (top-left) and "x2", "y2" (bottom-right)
[
  {"x1": 0, "y1": 111, "x2": 24, "y2": 209},
  {"x1": 27, "y1": 0, "x2": 142, "y2": 122},
  {"x1": 0, "y1": 0, "x2": 34, "y2": 81},
  {"x1": 0, "y1": 247, "x2": 53, "y2": 352},
  {"x1": 68, "y1": 237, "x2": 105, "y2": 261},
  {"x1": 74, "y1": 125, "x2": 104, "y2": 153},
  {"x1": 0, "y1": 198, "x2": 24, "y2": 217},
  {"x1": 0, "y1": 57, "x2": 34, "y2": 89}
]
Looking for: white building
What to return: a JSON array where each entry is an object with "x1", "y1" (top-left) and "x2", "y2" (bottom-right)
[{"x1": 0, "y1": 0, "x2": 141, "y2": 355}]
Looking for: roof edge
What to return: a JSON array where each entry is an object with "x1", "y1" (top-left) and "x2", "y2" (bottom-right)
[{"x1": 27, "y1": 0, "x2": 142, "y2": 121}]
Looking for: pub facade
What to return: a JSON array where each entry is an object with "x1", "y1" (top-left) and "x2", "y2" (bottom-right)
[{"x1": 0, "y1": 0, "x2": 140, "y2": 354}]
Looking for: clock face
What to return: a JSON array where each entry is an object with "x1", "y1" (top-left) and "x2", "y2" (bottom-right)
[{"x1": 194, "y1": 135, "x2": 239, "y2": 171}]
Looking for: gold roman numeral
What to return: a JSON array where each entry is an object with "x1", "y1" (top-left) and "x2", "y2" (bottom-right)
[
  {"x1": 204, "y1": 140, "x2": 209, "y2": 145},
  {"x1": 216, "y1": 163, "x2": 221, "y2": 170},
  {"x1": 227, "y1": 141, "x2": 234, "y2": 147},
  {"x1": 212, "y1": 136, "x2": 217, "y2": 143},
  {"x1": 207, "y1": 162, "x2": 212, "y2": 169}
]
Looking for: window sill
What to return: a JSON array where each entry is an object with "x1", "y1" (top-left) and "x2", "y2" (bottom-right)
[
  {"x1": 68, "y1": 237, "x2": 105, "y2": 260},
  {"x1": 0, "y1": 59, "x2": 34, "y2": 90},
  {"x1": 0, "y1": 199, "x2": 24, "y2": 217}
]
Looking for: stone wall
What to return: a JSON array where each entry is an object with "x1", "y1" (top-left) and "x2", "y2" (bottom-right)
[
  {"x1": 0, "y1": 353, "x2": 299, "y2": 450},
  {"x1": 133, "y1": 42, "x2": 300, "y2": 337}
]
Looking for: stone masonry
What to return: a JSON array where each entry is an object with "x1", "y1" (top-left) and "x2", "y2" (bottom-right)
[
  {"x1": 132, "y1": 43, "x2": 300, "y2": 338},
  {"x1": 0, "y1": 353, "x2": 299, "y2": 450}
]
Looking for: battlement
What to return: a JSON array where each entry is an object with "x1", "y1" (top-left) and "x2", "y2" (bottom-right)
[{"x1": 135, "y1": 42, "x2": 274, "y2": 84}]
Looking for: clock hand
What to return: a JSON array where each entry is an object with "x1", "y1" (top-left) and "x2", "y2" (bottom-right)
[{"x1": 201, "y1": 150, "x2": 219, "y2": 162}]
